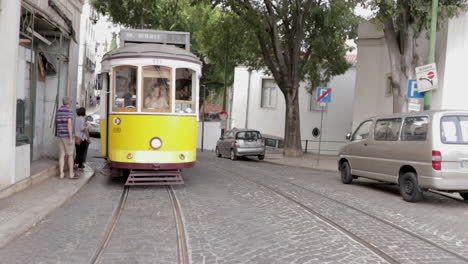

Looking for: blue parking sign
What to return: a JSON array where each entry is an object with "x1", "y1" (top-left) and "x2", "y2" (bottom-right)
[
  {"x1": 316, "y1": 87, "x2": 332, "y2": 103},
  {"x1": 407, "y1": 80, "x2": 425, "y2": 98}
]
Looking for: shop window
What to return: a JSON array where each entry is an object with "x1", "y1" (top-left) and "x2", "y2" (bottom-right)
[
  {"x1": 175, "y1": 68, "x2": 195, "y2": 114},
  {"x1": 143, "y1": 66, "x2": 171, "y2": 112},
  {"x1": 113, "y1": 66, "x2": 137, "y2": 111}
]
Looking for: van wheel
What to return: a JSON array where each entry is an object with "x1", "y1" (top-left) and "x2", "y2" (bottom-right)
[
  {"x1": 399, "y1": 172, "x2": 423, "y2": 202},
  {"x1": 230, "y1": 149, "x2": 237, "y2": 161},
  {"x1": 340, "y1": 162, "x2": 353, "y2": 184},
  {"x1": 215, "y1": 147, "x2": 221, "y2": 158},
  {"x1": 459, "y1": 192, "x2": 468, "y2": 200},
  {"x1": 258, "y1": 155, "x2": 265, "y2": 161}
]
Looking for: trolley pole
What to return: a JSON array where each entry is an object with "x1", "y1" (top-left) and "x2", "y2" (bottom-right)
[{"x1": 424, "y1": 0, "x2": 438, "y2": 110}]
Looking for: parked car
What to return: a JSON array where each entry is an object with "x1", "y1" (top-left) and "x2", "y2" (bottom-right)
[
  {"x1": 86, "y1": 114, "x2": 101, "y2": 137},
  {"x1": 216, "y1": 129, "x2": 266, "y2": 160},
  {"x1": 338, "y1": 110, "x2": 468, "y2": 202}
]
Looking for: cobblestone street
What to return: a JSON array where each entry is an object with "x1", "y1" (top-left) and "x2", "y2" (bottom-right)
[{"x1": 0, "y1": 141, "x2": 467, "y2": 264}]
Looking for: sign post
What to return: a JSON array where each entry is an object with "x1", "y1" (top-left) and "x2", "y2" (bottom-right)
[
  {"x1": 316, "y1": 87, "x2": 332, "y2": 163},
  {"x1": 201, "y1": 86, "x2": 206, "y2": 152}
]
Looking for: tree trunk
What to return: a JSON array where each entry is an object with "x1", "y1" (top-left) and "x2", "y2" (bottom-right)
[
  {"x1": 384, "y1": 18, "x2": 422, "y2": 113},
  {"x1": 283, "y1": 92, "x2": 303, "y2": 157}
]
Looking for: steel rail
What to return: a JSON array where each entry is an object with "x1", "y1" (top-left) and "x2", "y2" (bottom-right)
[
  {"x1": 232, "y1": 173, "x2": 399, "y2": 264},
  {"x1": 287, "y1": 181, "x2": 468, "y2": 263},
  {"x1": 167, "y1": 186, "x2": 190, "y2": 264},
  {"x1": 216, "y1": 163, "x2": 468, "y2": 263},
  {"x1": 90, "y1": 186, "x2": 129, "y2": 264}
]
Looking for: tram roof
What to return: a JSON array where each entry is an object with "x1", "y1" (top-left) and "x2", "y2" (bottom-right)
[{"x1": 102, "y1": 43, "x2": 201, "y2": 64}]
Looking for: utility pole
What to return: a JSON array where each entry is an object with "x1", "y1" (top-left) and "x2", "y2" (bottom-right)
[{"x1": 424, "y1": 0, "x2": 438, "y2": 110}]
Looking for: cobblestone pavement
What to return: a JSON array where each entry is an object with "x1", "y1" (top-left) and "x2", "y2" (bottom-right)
[
  {"x1": 177, "y1": 160, "x2": 388, "y2": 264},
  {"x1": 201, "y1": 153, "x2": 468, "y2": 264},
  {"x1": 1, "y1": 143, "x2": 468, "y2": 264}
]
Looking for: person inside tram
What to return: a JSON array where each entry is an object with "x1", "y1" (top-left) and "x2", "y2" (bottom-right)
[
  {"x1": 123, "y1": 82, "x2": 136, "y2": 108},
  {"x1": 176, "y1": 85, "x2": 191, "y2": 101},
  {"x1": 145, "y1": 83, "x2": 169, "y2": 110}
]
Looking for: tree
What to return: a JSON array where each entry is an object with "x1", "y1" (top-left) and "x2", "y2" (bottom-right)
[
  {"x1": 91, "y1": 0, "x2": 241, "y2": 100},
  {"x1": 204, "y1": 0, "x2": 358, "y2": 156},
  {"x1": 363, "y1": 0, "x2": 466, "y2": 113}
]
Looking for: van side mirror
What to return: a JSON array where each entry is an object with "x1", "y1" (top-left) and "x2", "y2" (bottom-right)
[{"x1": 346, "y1": 132, "x2": 352, "y2": 141}]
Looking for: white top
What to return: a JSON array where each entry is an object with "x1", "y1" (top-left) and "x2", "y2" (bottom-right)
[{"x1": 74, "y1": 117, "x2": 88, "y2": 140}]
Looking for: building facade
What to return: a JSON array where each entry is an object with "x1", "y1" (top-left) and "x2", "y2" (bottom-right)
[
  {"x1": 0, "y1": 0, "x2": 84, "y2": 188},
  {"x1": 231, "y1": 62, "x2": 356, "y2": 155},
  {"x1": 353, "y1": 15, "x2": 468, "y2": 129},
  {"x1": 77, "y1": 0, "x2": 97, "y2": 108}
]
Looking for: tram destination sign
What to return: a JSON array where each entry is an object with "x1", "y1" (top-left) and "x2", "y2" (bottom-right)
[{"x1": 120, "y1": 29, "x2": 191, "y2": 51}]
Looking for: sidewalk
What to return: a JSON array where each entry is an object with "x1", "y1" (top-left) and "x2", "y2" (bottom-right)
[
  {"x1": 265, "y1": 152, "x2": 338, "y2": 172},
  {"x1": 0, "y1": 163, "x2": 95, "y2": 248}
]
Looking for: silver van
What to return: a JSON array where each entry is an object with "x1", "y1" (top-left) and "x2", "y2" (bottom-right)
[
  {"x1": 216, "y1": 129, "x2": 266, "y2": 160},
  {"x1": 338, "y1": 110, "x2": 468, "y2": 202}
]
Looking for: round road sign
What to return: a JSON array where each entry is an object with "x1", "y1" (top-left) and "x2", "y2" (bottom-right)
[
  {"x1": 428, "y1": 71, "x2": 435, "y2": 79},
  {"x1": 219, "y1": 111, "x2": 228, "y2": 121}
]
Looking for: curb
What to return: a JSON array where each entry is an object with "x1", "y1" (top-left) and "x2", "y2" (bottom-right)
[
  {"x1": 0, "y1": 167, "x2": 96, "y2": 249},
  {"x1": 263, "y1": 159, "x2": 337, "y2": 173}
]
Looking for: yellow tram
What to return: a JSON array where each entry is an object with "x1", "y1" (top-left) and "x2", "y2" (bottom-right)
[{"x1": 99, "y1": 34, "x2": 201, "y2": 185}]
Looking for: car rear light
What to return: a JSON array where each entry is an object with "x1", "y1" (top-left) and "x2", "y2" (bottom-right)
[
  {"x1": 432, "y1": 150, "x2": 442, "y2": 171},
  {"x1": 232, "y1": 141, "x2": 240, "y2": 148}
]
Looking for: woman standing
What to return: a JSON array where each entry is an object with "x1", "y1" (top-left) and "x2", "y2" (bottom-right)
[{"x1": 74, "y1": 107, "x2": 90, "y2": 169}]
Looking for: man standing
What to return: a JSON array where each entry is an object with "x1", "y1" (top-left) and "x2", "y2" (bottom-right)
[{"x1": 55, "y1": 96, "x2": 75, "y2": 179}]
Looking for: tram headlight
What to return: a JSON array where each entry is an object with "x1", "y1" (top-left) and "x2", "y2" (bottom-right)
[{"x1": 150, "y1": 137, "x2": 162, "y2": 150}]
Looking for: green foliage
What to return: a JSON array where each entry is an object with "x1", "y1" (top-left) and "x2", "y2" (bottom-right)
[
  {"x1": 204, "y1": 0, "x2": 358, "y2": 94},
  {"x1": 362, "y1": 0, "x2": 467, "y2": 35},
  {"x1": 91, "y1": 0, "x2": 250, "y2": 92}
]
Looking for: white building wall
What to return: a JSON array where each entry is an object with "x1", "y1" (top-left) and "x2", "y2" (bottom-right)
[
  {"x1": 440, "y1": 12, "x2": 468, "y2": 110},
  {"x1": 197, "y1": 122, "x2": 220, "y2": 151},
  {"x1": 0, "y1": 0, "x2": 21, "y2": 186},
  {"x1": 232, "y1": 66, "x2": 356, "y2": 154}
]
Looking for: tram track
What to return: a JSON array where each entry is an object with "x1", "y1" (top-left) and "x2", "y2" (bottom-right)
[
  {"x1": 167, "y1": 186, "x2": 190, "y2": 264},
  {"x1": 91, "y1": 186, "x2": 129, "y2": 264},
  {"x1": 90, "y1": 185, "x2": 189, "y2": 264},
  {"x1": 213, "y1": 163, "x2": 468, "y2": 263}
]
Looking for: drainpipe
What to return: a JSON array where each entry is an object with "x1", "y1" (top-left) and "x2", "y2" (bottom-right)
[{"x1": 245, "y1": 69, "x2": 251, "y2": 129}]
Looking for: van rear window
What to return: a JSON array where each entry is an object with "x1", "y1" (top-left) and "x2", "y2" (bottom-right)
[{"x1": 441, "y1": 116, "x2": 468, "y2": 144}]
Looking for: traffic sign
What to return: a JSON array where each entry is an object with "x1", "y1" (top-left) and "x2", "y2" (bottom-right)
[
  {"x1": 316, "y1": 87, "x2": 332, "y2": 103},
  {"x1": 408, "y1": 103, "x2": 421, "y2": 112},
  {"x1": 415, "y1": 63, "x2": 438, "y2": 92},
  {"x1": 219, "y1": 111, "x2": 228, "y2": 121},
  {"x1": 407, "y1": 80, "x2": 425, "y2": 99}
]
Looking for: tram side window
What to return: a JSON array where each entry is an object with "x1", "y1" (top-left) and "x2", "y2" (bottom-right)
[
  {"x1": 143, "y1": 66, "x2": 171, "y2": 112},
  {"x1": 175, "y1": 68, "x2": 195, "y2": 114},
  {"x1": 113, "y1": 66, "x2": 137, "y2": 111}
]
